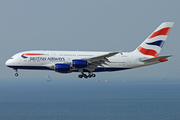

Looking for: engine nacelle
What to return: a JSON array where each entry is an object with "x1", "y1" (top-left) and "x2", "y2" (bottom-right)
[
  {"x1": 72, "y1": 59, "x2": 87, "y2": 68},
  {"x1": 55, "y1": 63, "x2": 70, "y2": 73}
]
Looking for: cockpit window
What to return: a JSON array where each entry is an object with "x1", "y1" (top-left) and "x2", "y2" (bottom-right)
[{"x1": 10, "y1": 58, "x2": 14, "y2": 59}]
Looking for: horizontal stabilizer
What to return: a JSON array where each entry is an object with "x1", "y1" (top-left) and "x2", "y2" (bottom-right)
[{"x1": 140, "y1": 55, "x2": 172, "y2": 62}]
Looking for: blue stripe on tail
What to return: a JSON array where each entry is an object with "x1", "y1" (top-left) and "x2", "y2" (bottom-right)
[{"x1": 146, "y1": 40, "x2": 165, "y2": 48}]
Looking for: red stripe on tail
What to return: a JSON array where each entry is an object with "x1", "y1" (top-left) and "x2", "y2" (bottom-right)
[
  {"x1": 138, "y1": 46, "x2": 158, "y2": 57},
  {"x1": 149, "y1": 27, "x2": 171, "y2": 39}
]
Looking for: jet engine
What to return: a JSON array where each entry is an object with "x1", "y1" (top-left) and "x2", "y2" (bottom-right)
[
  {"x1": 72, "y1": 59, "x2": 87, "y2": 68},
  {"x1": 55, "y1": 63, "x2": 70, "y2": 73}
]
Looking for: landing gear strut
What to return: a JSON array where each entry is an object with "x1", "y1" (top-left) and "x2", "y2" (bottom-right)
[
  {"x1": 78, "y1": 72, "x2": 96, "y2": 79},
  {"x1": 15, "y1": 69, "x2": 18, "y2": 77}
]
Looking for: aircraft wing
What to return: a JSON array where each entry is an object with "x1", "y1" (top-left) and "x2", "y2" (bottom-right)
[{"x1": 82, "y1": 51, "x2": 120, "y2": 72}]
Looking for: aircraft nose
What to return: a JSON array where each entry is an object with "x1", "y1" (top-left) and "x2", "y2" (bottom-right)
[{"x1": 5, "y1": 59, "x2": 11, "y2": 66}]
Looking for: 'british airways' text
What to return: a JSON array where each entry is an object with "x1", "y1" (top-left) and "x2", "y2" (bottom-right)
[{"x1": 30, "y1": 57, "x2": 65, "y2": 61}]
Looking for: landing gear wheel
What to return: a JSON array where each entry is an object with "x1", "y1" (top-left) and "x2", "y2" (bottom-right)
[
  {"x1": 15, "y1": 73, "x2": 18, "y2": 77},
  {"x1": 88, "y1": 74, "x2": 92, "y2": 78},
  {"x1": 84, "y1": 74, "x2": 88, "y2": 79},
  {"x1": 92, "y1": 74, "x2": 96, "y2": 77},
  {"x1": 78, "y1": 74, "x2": 83, "y2": 78}
]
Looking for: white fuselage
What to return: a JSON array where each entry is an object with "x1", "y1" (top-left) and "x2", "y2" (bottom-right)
[{"x1": 5, "y1": 50, "x2": 157, "y2": 73}]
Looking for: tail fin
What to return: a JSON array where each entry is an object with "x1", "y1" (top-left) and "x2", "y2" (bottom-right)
[{"x1": 134, "y1": 22, "x2": 174, "y2": 57}]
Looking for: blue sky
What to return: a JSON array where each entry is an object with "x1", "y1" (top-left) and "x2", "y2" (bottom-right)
[{"x1": 1, "y1": 0, "x2": 180, "y2": 79}]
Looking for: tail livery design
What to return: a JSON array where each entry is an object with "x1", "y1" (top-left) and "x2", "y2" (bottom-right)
[
  {"x1": 135, "y1": 22, "x2": 174, "y2": 57},
  {"x1": 5, "y1": 22, "x2": 174, "y2": 78}
]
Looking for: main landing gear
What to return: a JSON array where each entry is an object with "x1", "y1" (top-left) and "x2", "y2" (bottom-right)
[
  {"x1": 78, "y1": 72, "x2": 96, "y2": 79},
  {"x1": 14, "y1": 69, "x2": 18, "y2": 77}
]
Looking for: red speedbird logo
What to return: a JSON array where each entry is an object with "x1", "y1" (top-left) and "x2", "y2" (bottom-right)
[{"x1": 21, "y1": 53, "x2": 44, "y2": 58}]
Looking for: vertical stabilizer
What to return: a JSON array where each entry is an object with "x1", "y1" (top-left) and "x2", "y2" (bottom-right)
[{"x1": 134, "y1": 22, "x2": 174, "y2": 57}]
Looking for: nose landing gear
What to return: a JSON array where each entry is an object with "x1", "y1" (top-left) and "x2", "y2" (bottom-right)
[{"x1": 14, "y1": 69, "x2": 18, "y2": 77}]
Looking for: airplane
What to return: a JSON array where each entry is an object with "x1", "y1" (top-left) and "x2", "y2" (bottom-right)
[{"x1": 5, "y1": 22, "x2": 174, "y2": 78}]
